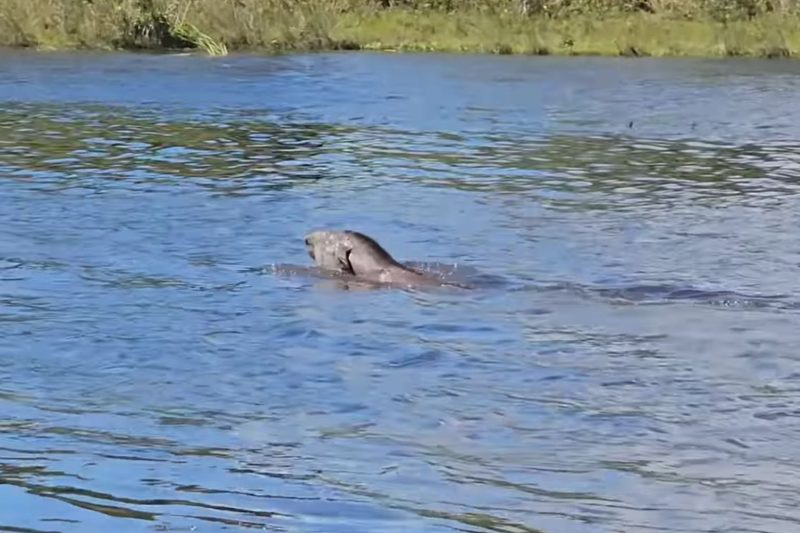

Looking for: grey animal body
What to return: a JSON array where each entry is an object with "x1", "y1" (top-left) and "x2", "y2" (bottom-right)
[{"x1": 304, "y1": 229, "x2": 452, "y2": 287}]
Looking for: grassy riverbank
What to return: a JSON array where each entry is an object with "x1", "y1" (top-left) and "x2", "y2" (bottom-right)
[{"x1": 1, "y1": 0, "x2": 798, "y2": 58}]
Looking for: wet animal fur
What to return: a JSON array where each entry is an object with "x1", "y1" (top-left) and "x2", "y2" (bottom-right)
[{"x1": 304, "y1": 229, "x2": 433, "y2": 286}]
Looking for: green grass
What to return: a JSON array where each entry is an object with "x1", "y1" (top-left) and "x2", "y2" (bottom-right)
[
  {"x1": 0, "y1": 0, "x2": 798, "y2": 58},
  {"x1": 333, "y1": 10, "x2": 799, "y2": 57}
]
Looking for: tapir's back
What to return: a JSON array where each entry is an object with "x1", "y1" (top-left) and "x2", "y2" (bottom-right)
[{"x1": 345, "y1": 231, "x2": 406, "y2": 273}]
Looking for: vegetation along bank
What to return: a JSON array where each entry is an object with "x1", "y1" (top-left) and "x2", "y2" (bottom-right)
[{"x1": 1, "y1": 0, "x2": 797, "y2": 58}]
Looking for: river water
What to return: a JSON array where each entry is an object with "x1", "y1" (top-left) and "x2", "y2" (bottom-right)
[{"x1": 1, "y1": 50, "x2": 800, "y2": 532}]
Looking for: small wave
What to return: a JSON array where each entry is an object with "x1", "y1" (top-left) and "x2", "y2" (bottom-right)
[
  {"x1": 535, "y1": 282, "x2": 795, "y2": 310},
  {"x1": 266, "y1": 261, "x2": 504, "y2": 292}
]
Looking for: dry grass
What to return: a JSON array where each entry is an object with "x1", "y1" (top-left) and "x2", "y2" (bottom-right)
[{"x1": 0, "y1": 0, "x2": 798, "y2": 57}]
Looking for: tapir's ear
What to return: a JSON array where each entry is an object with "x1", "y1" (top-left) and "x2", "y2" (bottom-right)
[{"x1": 337, "y1": 248, "x2": 355, "y2": 275}]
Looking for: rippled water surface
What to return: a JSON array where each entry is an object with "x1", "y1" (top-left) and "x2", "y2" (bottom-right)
[{"x1": 2, "y1": 50, "x2": 800, "y2": 532}]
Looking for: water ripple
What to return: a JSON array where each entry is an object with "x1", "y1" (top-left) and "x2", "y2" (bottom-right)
[{"x1": 1, "y1": 52, "x2": 800, "y2": 533}]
